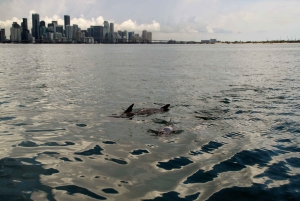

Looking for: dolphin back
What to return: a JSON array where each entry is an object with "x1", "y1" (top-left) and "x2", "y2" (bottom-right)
[{"x1": 161, "y1": 104, "x2": 170, "y2": 111}]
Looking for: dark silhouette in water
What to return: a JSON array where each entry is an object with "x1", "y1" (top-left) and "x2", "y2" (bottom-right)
[
  {"x1": 148, "y1": 119, "x2": 184, "y2": 136},
  {"x1": 109, "y1": 103, "x2": 170, "y2": 118}
]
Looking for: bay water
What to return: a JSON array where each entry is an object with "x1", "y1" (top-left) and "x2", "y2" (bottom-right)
[{"x1": 0, "y1": 44, "x2": 299, "y2": 200}]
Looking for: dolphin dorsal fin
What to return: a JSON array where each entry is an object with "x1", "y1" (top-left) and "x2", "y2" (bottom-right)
[
  {"x1": 124, "y1": 103, "x2": 134, "y2": 113},
  {"x1": 161, "y1": 104, "x2": 170, "y2": 111}
]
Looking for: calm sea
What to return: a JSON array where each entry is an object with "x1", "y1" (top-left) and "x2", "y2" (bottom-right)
[{"x1": 0, "y1": 44, "x2": 299, "y2": 200}]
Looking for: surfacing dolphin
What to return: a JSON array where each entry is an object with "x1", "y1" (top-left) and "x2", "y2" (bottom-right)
[
  {"x1": 109, "y1": 103, "x2": 170, "y2": 118},
  {"x1": 108, "y1": 103, "x2": 135, "y2": 118},
  {"x1": 148, "y1": 119, "x2": 184, "y2": 136},
  {"x1": 133, "y1": 104, "x2": 170, "y2": 116}
]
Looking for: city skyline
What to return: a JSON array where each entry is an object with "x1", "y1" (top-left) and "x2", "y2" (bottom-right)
[
  {"x1": 4, "y1": 12, "x2": 153, "y2": 44},
  {"x1": 0, "y1": 0, "x2": 300, "y2": 42}
]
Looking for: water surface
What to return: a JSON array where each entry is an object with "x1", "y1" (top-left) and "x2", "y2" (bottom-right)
[{"x1": 0, "y1": 44, "x2": 300, "y2": 200}]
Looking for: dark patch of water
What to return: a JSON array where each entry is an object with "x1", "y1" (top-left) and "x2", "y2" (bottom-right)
[
  {"x1": 185, "y1": 149, "x2": 278, "y2": 184},
  {"x1": 75, "y1": 145, "x2": 104, "y2": 156},
  {"x1": 105, "y1": 158, "x2": 127, "y2": 165},
  {"x1": 207, "y1": 175, "x2": 300, "y2": 201},
  {"x1": 131, "y1": 149, "x2": 149, "y2": 155},
  {"x1": 102, "y1": 188, "x2": 118, "y2": 194},
  {"x1": 55, "y1": 185, "x2": 107, "y2": 200},
  {"x1": 102, "y1": 141, "x2": 116, "y2": 145},
  {"x1": 143, "y1": 191, "x2": 200, "y2": 201},
  {"x1": 157, "y1": 157, "x2": 193, "y2": 171},
  {"x1": 285, "y1": 157, "x2": 300, "y2": 168}
]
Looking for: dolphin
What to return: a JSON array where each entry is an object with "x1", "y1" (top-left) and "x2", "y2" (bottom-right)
[
  {"x1": 133, "y1": 104, "x2": 170, "y2": 116},
  {"x1": 158, "y1": 119, "x2": 174, "y2": 135},
  {"x1": 108, "y1": 103, "x2": 135, "y2": 118},
  {"x1": 148, "y1": 119, "x2": 184, "y2": 136},
  {"x1": 109, "y1": 104, "x2": 170, "y2": 118}
]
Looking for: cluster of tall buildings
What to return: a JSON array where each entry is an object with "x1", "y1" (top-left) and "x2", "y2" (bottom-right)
[{"x1": 3, "y1": 13, "x2": 153, "y2": 43}]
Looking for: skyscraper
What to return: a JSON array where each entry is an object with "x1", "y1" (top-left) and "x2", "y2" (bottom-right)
[
  {"x1": 21, "y1": 18, "x2": 29, "y2": 42},
  {"x1": 110, "y1": 23, "x2": 114, "y2": 32},
  {"x1": 128, "y1": 31, "x2": 134, "y2": 41},
  {"x1": 103, "y1": 21, "x2": 109, "y2": 42},
  {"x1": 147, "y1": 32, "x2": 152, "y2": 42},
  {"x1": 64, "y1": 15, "x2": 70, "y2": 32},
  {"x1": 65, "y1": 25, "x2": 73, "y2": 42},
  {"x1": 0, "y1": 29, "x2": 6, "y2": 42},
  {"x1": 93, "y1": 26, "x2": 103, "y2": 43},
  {"x1": 32, "y1": 13, "x2": 40, "y2": 41},
  {"x1": 56, "y1": 25, "x2": 63, "y2": 34},
  {"x1": 142, "y1": 30, "x2": 147, "y2": 42},
  {"x1": 10, "y1": 22, "x2": 21, "y2": 42}
]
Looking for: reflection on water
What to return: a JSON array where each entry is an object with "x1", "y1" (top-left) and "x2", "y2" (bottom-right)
[{"x1": 0, "y1": 44, "x2": 300, "y2": 200}]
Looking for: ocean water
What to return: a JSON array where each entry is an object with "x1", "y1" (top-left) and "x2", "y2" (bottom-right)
[{"x1": 0, "y1": 43, "x2": 300, "y2": 201}]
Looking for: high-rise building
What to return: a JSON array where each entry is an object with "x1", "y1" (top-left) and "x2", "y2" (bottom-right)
[
  {"x1": 93, "y1": 26, "x2": 103, "y2": 43},
  {"x1": 65, "y1": 25, "x2": 73, "y2": 41},
  {"x1": 73, "y1": 24, "x2": 78, "y2": 39},
  {"x1": 103, "y1": 21, "x2": 109, "y2": 42},
  {"x1": 122, "y1": 30, "x2": 128, "y2": 42},
  {"x1": 40, "y1": 21, "x2": 46, "y2": 27},
  {"x1": 64, "y1": 15, "x2": 70, "y2": 32},
  {"x1": 110, "y1": 23, "x2": 114, "y2": 32},
  {"x1": 32, "y1": 13, "x2": 40, "y2": 41},
  {"x1": 21, "y1": 18, "x2": 29, "y2": 42},
  {"x1": 142, "y1": 30, "x2": 147, "y2": 42},
  {"x1": 56, "y1": 25, "x2": 63, "y2": 34},
  {"x1": 146, "y1": 32, "x2": 152, "y2": 42},
  {"x1": 128, "y1": 31, "x2": 134, "y2": 42},
  {"x1": 39, "y1": 21, "x2": 46, "y2": 39},
  {"x1": 10, "y1": 22, "x2": 21, "y2": 42},
  {"x1": 0, "y1": 29, "x2": 6, "y2": 42}
]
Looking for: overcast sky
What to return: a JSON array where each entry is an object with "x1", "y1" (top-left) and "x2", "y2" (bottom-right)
[{"x1": 1, "y1": 0, "x2": 300, "y2": 41}]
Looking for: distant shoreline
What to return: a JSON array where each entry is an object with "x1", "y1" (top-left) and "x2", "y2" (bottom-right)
[{"x1": 1, "y1": 41, "x2": 300, "y2": 45}]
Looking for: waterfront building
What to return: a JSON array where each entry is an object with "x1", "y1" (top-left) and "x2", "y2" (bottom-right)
[
  {"x1": 73, "y1": 24, "x2": 79, "y2": 39},
  {"x1": 32, "y1": 13, "x2": 40, "y2": 41},
  {"x1": 128, "y1": 31, "x2": 134, "y2": 42},
  {"x1": 10, "y1": 22, "x2": 21, "y2": 42},
  {"x1": 56, "y1": 25, "x2": 63, "y2": 34},
  {"x1": 122, "y1": 30, "x2": 128, "y2": 42},
  {"x1": 64, "y1": 15, "x2": 70, "y2": 33},
  {"x1": 75, "y1": 29, "x2": 82, "y2": 42},
  {"x1": 21, "y1": 18, "x2": 29, "y2": 42},
  {"x1": 46, "y1": 32, "x2": 54, "y2": 42},
  {"x1": 65, "y1": 25, "x2": 73, "y2": 42},
  {"x1": 142, "y1": 30, "x2": 147, "y2": 42},
  {"x1": 39, "y1": 21, "x2": 46, "y2": 39},
  {"x1": 146, "y1": 32, "x2": 152, "y2": 43},
  {"x1": 83, "y1": 37, "x2": 94, "y2": 44},
  {"x1": 110, "y1": 23, "x2": 114, "y2": 32},
  {"x1": 210, "y1": 39, "x2": 217, "y2": 43},
  {"x1": 0, "y1": 29, "x2": 6, "y2": 42},
  {"x1": 103, "y1": 21, "x2": 109, "y2": 42},
  {"x1": 93, "y1": 26, "x2": 103, "y2": 43}
]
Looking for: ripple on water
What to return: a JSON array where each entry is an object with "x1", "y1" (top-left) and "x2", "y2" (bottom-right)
[
  {"x1": 143, "y1": 191, "x2": 200, "y2": 201},
  {"x1": 55, "y1": 185, "x2": 107, "y2": 200},
  {"x1": 75, "y1": 145, "x2": 104, "y2": 156},
  {"x1": 254, "y1": 161, "x2": 291, "y2": 181},
  {"x1": 102, "y1": 188, "x2": 118, "y2": 194},
  {"x1": 184, "y1": 149, "x2": 279, "y2": 184},
  {"x1": 105, "y1": 158, "x2": 127, "y2": 165},
  {"x1": 207, "y1": 177, "x2": 300, "y2": 201},
  {"x1": 0, "y1": 157, "x2": 58, "y2": 200},
  {"x1": 157, "y1": 157, "x2": 193, "y2": 171},
  {"x1": 189, "y1": 141, "x2": 225, "y2": 156},
  {"x1": 130, "y1": 149, "x2": 149, "y2": 155}
]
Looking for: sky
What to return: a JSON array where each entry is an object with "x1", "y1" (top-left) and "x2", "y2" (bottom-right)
[{"x1": 0, "y1": 0, "x2": 300, "y2": 41}]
